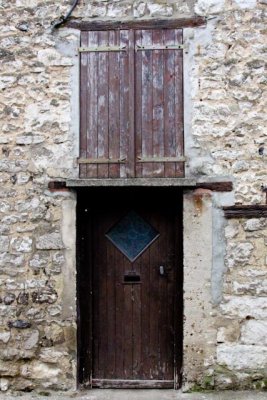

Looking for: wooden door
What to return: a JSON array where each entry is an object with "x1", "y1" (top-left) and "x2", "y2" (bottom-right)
[
  {"x1": 77, "y1": 188, "x2": 183, "y2": 388},
  {"x1": 79, "y1": 29, "x2": 184, "y2": 179}
]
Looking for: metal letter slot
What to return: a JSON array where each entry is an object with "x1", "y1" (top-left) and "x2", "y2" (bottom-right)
[{"x1": 124, "y1": 271, "x2": 141, "y2": 284}]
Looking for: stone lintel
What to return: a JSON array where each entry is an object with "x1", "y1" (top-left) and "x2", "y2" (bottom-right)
[{"x1": 66, "y1": 178, "x2": 197, "y2": 187}]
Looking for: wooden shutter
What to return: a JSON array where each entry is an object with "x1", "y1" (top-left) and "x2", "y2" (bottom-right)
[{"x1": 79, "y1": 29, "x2": 184, "y2": 179}]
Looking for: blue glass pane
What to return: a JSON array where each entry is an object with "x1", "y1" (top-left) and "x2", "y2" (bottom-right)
[{"x1": 106, "y1": 211, "x2": 159, "y2": 262}]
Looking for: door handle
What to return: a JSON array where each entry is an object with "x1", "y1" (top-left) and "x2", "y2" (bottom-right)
[{"x1": 159, "y1": 265, "x2": 165, "y2": 276}]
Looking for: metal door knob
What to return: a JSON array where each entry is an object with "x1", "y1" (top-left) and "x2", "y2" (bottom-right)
[{"x1": 159, "y1": 265, "x2": 165, "y2": 276}]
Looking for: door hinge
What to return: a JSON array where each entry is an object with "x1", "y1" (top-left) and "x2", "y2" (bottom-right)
[
  {"x1": 135, "y1": 44, "x2": 183, "y2": 51},
  {"x1": 79, "y1": 45, "x2": 127, "y2": 52}
]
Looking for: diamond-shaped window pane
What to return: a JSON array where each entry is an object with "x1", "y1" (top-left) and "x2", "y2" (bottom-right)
[{"x1": 106, "y1": 210, "x2": 159, "y2": 262}]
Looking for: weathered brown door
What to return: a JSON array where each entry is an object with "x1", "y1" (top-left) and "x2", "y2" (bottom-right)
[
  {"x1": 79, "y1": 29, "x2": 184, "y2": 178},
  {"x1": 77, "y1": 188, "x2": 183, "y2": 388}
]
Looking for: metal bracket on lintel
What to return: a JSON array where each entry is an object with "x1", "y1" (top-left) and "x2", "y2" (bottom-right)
[
  {"x1": 135, "y1": 44, "x2": 183, "y2": 51},
  {"x1": 79, "y1": 46, "x2": 127, "y2": 52}
]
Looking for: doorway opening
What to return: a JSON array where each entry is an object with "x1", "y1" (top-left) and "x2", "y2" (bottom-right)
[{"x1": 77, "y1": 187, "x2": 183, "y2": 389}]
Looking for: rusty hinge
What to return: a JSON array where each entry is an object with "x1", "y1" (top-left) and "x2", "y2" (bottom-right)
[
  {"x1": 137, "y1": 156, "x2": 186, "y2": 163},
  {"x1": 78, "y1": 157, "x2": 126, "y2": 164},
  {"x1": 135, "y1": 44, "x2": 183, "y2": 51},
  {"x1": 79, "y1": 45, "x2": 127, "y2": 52}
]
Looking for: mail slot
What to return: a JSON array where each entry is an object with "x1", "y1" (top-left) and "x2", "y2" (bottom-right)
[{"x1": 124, "y1": 271, "x2": 141, "y2": 284}]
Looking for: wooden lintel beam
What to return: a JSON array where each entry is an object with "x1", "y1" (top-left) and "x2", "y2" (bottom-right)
[
  {"x1": 65, "y1": 16, "x2": 206, "y2": 31},
  {"x1": 196, "y1": 181, "x2": 233, "y2": 192},
  {"x1": 223, "y1": 205, "x2": 267, "y2": 219},
  {"x1": 48, "y1": 181, "x2": 67, "y2": 190}
]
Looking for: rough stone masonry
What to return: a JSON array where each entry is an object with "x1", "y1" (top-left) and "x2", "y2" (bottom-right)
[{"x1": 0, "y1": 0, "x2": 266, "y2": 393}]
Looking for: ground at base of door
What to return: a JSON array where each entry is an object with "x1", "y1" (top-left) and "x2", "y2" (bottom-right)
[{"x1": 0, "y1": 390, "x2": 266, "y2": 400}]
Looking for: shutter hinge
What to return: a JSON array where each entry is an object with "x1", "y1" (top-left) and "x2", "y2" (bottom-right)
[
  {"x1": 79, "y1": 45, "x2": 127, "y2": 52},
  {"x1": 135, "y1": 44, "x2": 183, "y2": 51}
]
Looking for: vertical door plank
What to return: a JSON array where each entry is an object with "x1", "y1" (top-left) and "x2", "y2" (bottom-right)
[
  {"x1": 152, "y1": 30, "x2": 164, "y2": 177},
  {"x1": 174, "y1": 29, "x2": 184, "y2": 177},
  {"x1": 141, "y1": 30, "x2": 154, "y2": 177},
  {"x1": 132, "y1": 260, "x2": 142, "y2": 378},
  {"x1": 87, "y1": 32, "x2": 99, "y2": 178},
  {"x1": 163, "y1": 29, "x2": 176, "y2": 178},
  {"x1": 97, "y1": 31, "x2": 109, "y2": 178},
  {"x1": 108, "y1": 30, "x2": 120, "y2": 178},
  {"x1": 119, "y1": 30, "x2": 130, "y2": 178},
  {"x1": 80, "y1": 31, "x2": 88, "y2": 178},
  {"x1": 106, "y1": 236, "x2": 116, "y2": 377},
  {"x1": 148, "y1": 222, "x2": 160, "y2": 379},
  {"x1": 114, "y1": 251, "x2": 124, "y2": 377},
  {"x1": 139, "y1": 239, "x2": 150, "y2": 379},
  {"x1": 123, "y1": 284, "x2": 133, "y2": 378}
]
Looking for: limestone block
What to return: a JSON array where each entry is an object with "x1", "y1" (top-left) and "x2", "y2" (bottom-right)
[
  {"x1": 29, "y1": 252, "x2": 50, "y2": 269},
  {"x1": 244, "y1": 219, "x2": 264, "y2": 232},
  {"x1": 234, "y1": 0, "x2": 256, "y2": 8},
  {"x1": 0, "y1": 236, "x2": 9, "y2": 252},
  {"x1": 48, "y1": 305, "x2": 61, "y2": 316},
  {"x1": 21, "y1": 361, "x2": 61, "y2": 380},
  {"x1": 37, "y1": 49, "x2": 73, "y2": 67},
  {"x1": 16, "y1": 0, "x2": 37, "y2": 6},
  {"x1": 241, "y1": 320, "x2": 267, "y2": 346},
  {"x1": 227, "y1": 242, "x2": 254, "y2": 267},
  {"x1": 107, "y1": 3, "x2": 131, "y2": 17},
  {"x1": 133, "y1": 2, "x2": 146, "y2": 17},
  {"x1": 220, "y1": 296, "x2": 267, "y2": 319},
  {"x1": 39, "y1": 348, "x2": 67, "y2": 364},
  {"x1": 32, "y1": 287, "x2": 58, "y2": 304},
  {"x1": 217, "y1": 344, "x2": 267, "y2": 370},
  {"x1": 3, "y1": 293, "x2": 16, "y2": 305},
  {"x1": 36, "y1": 232, "x2": 64, "y2": 250},
  {"x1": 225, "y1": 221, "x2": 239, "y2": 239},
  {"x1": 0, "y1": 360, "x2": 19, "y2": 376},
  {"x1": 85, "y1": 2, "x2": 107, "y2": 17},
  {"x1": 44, "y1": 323, "x2": 64, "y2": 345},
  {"x1": 0, "y1": 330, "x2": 11, "y2": 343},
  {"x1": 147, "y1": 3, "x2": 173, "y2": 16},
  {"x1": 0, "y1": 378, "x2": 9, "y2": 392},
  {"x1": 10, "y1": 237, "x2": 32, "y2": 253},
  {"x1": 17, "y1": 292, "x2": 29, "y2": 305},
  {"x1": 195, "y1": 0, "x2": 225, "y2": 16},
  {"x1": 24, "y1": 330, "x2": 39, "y2": 350}
]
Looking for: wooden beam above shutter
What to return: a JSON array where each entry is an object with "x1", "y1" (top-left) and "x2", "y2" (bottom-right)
[{"x1": 66, "y1": 17, "x2": 206, "y2": 31}]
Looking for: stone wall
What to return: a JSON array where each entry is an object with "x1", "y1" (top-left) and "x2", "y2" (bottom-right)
[{"x1": 0, "y1": 0, "x2": 266, "y2": 393}]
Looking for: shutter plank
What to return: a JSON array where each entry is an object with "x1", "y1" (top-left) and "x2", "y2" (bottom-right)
[
  {"x1": 80, "y1": 31, "x2": 88, "y2": 178},
  {"x1": 141, "y1": 30, "x2": 154, "y2": 177},
  {"x1": 108, "y1": 30, "x2": 120, "y2": 178},
  {"x1": 119, "y1": 30, "x2": 130, "y2": 178},
  {"x1": 97, "y1": 31, "x2": 109, "y2": 178},
  {"x1": 152, "y1": 30, "x2": 164, "y2": 177},
  {"x1": 174, "y1": 29, "x2": 184, "y2": 177},
  {"x1": 135, "y1": 30, "x2": 143, "y2": 178},
  {"x1": 163, "y1": 29, "x2": 176, "y2": 178},
  {"x1": 86, "y1": 32, "x2": 98, "y2": 177}
]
